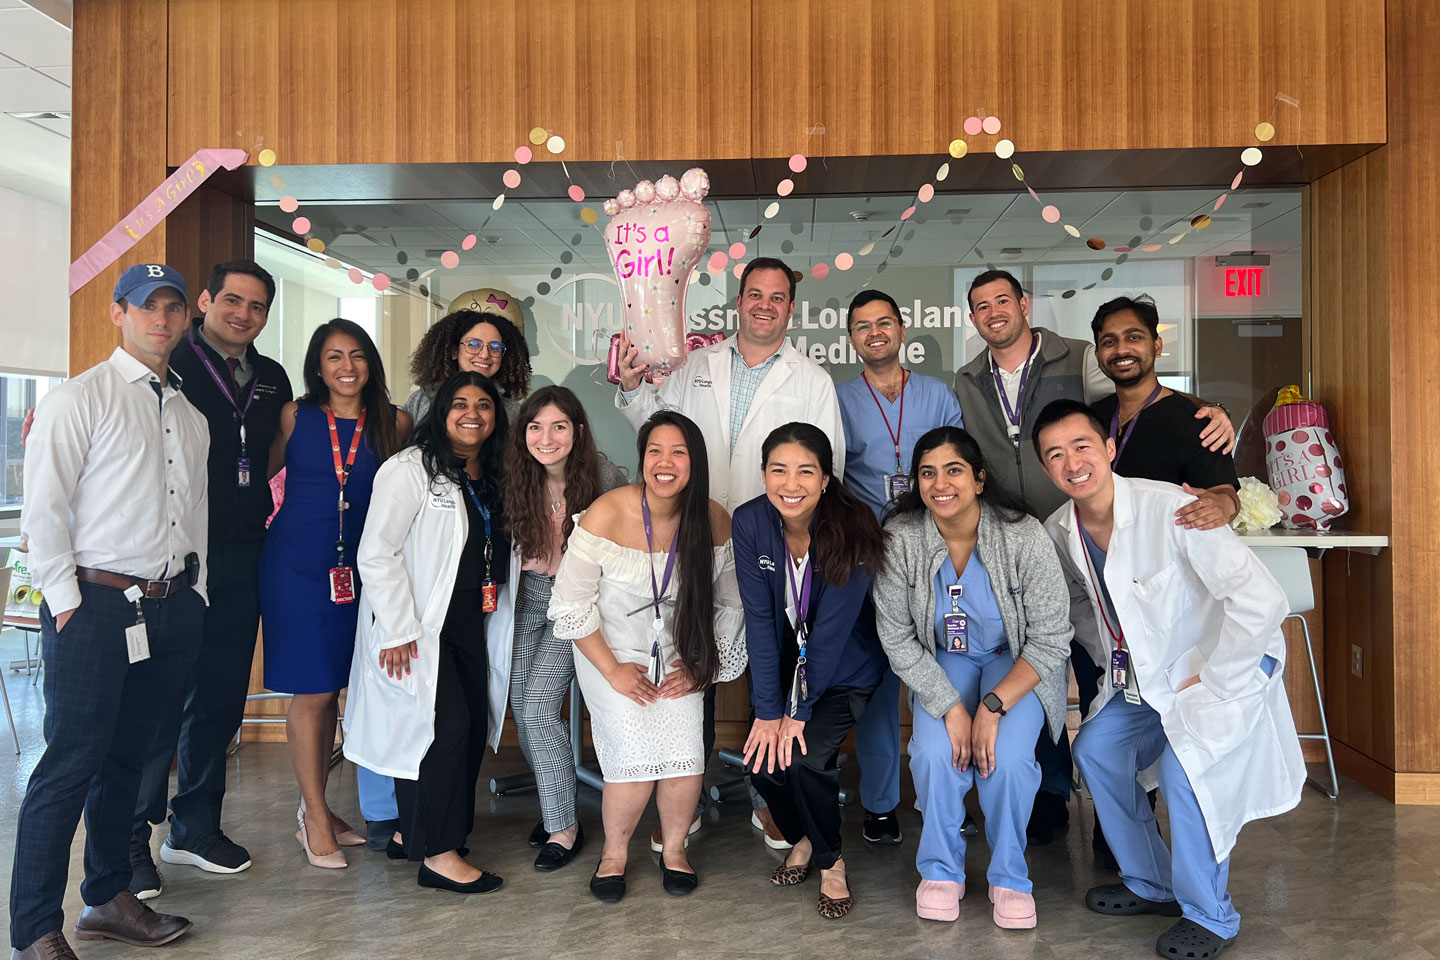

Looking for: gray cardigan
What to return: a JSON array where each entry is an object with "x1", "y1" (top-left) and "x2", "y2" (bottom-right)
[{"x1": 874, "y1": 503, "x2": 1074, "y2": 742}]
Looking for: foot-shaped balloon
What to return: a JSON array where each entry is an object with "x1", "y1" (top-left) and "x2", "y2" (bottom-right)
[{"x1": 603, "y1": 169, "x2": 713, "y2": 383}]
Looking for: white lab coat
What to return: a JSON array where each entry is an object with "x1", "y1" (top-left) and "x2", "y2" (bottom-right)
[
  {"x1": 615, "y1": 335, "x2": 845, "y2": 511},
  {"x1": 1044, "y1": 476, "x2": 1305, "y2": 861},
  {"x1": 342, "y1": 447, "x2": 517, "y2": 780}
]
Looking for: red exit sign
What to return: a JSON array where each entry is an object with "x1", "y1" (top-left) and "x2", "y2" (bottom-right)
[{"x1": 1224, "y1": 267, "x2": 1265, "y2": 297}]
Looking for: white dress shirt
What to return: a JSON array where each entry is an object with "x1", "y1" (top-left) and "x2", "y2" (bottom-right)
[{"x1": 21, "y1": 347, "x2": 211, "y2": 615}]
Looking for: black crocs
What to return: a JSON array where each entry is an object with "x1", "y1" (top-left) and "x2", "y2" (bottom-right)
[
  {"x1": 1086, "y1": 883, "x2": 1183, "y2": 917},
  {"x1": 1155, "y1": 918, "x2": 1236, "y2": 959}
]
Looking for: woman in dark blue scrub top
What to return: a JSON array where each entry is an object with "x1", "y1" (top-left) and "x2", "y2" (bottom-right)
[{"x1": 873, "y1": 426, "x2": 1072, "y2": 930}]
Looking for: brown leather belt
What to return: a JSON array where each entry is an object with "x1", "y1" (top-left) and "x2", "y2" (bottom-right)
[{"x1": 74, "y1": 566, "x2": 189, "y2": 599}]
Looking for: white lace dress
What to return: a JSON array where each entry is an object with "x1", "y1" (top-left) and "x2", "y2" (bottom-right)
[{"x1": 548, "y1": 524, "x2": 747, "y2": 783}]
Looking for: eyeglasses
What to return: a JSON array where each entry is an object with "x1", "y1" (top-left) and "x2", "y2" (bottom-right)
[{"x1": 460, "y1": 338, "x2": 506, "y2": 354}]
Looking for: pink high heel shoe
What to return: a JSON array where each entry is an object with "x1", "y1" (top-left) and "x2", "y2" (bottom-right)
[
  {"x1": 297, "y1": 802, "x2": 365, "y2": 847},
  {"x1": 295, "y1": 811, "x2": 347, "y2": 869}
]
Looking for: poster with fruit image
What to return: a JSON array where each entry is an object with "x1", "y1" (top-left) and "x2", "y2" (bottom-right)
[{"x1": 6, "y1": 548, "x2": 41, "y2": 621}]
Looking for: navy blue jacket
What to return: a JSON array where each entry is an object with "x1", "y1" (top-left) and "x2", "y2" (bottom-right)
[{"x1": 732, "y1": 495, "x2": 886, "y2": 721}]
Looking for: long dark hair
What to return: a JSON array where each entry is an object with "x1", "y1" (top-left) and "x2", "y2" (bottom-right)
[
  {"x1": 412, "y1": 371, "x2": 508, "y2": 509},
  {"x1": 504, "y1": 385, "x2": 606, "y2": 561},
  {"x1": 301, "y1": 318, "x2": 400, "y2": 461},
  {"x1": 637, "y1": 411, "x2": 717, "y2": 687},
  {"x1": 883, "y1": 426, "x2": 1027, "y2": 524},
  {"x1": 760, "y1": 422, "x2": 885, "y2": 585},
  {"x1": 408, "y1": 309, "x2": 532, "y2": 399}
]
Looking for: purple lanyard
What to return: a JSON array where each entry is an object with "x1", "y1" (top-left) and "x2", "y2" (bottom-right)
[
  {"x1": 992, "y1": 332, "x2": 1040, "y2": 429},
  {"x1": 1108, "y1": 384, "x2": 1164, "y2": 464},
  {"x1": 640, "y1": 489, "x2": 680, "y2": 631},
  {"x1": 785, "y1": 549, "x2": 813, "y2": 653},
  {"x1": 189, "y1": 331, "x2": 259, "y2": 433}
]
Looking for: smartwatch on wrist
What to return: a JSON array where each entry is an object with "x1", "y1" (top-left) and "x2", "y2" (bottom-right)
[{"x1": 981, "y1": 692, "x2": 1006, "y2": 716}]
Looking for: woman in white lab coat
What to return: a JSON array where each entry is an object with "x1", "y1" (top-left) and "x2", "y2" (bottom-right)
[{"x1": 343, "y1": 371, "x2": 518, "y2": 895}]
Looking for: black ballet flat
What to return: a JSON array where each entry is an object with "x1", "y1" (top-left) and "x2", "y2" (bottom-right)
[
  {"x1": 659, "y1": 859, "x2": 699, "y2": 897},
  {"x1": 590, "y1": 866, "x2": 627, "y2": 903},
  {"x1": 534, "y1": 824, "x2": 584, "y2": 872},
  {"x1": 417, "y1": 863, "x2": 503, "y2": 894},
  {"x1": 386, "y1": 839, "x2": 406, "y2": 861},
  {"x1": 528, "y1": 820, "x2": 548, "y2": 848}
]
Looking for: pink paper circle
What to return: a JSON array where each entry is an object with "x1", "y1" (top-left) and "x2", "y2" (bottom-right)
[
  {"x1": 901, "y1": 205, "x2": 916, "y2": 221},
  {"x1": 347, "y1": 267, "x2": 363, "y2": 283},
  {"x1": 729, "y1": 242, "x2": 747, "y2": 259},
  {"x1": 1026, "y1": 185, "x2": 1040, "y2": 203},
  {"x1": 1231, "y1": 170, "x2": 1244, "y2": 191},
  {"x1": 788, "y1": 154, "x2": 807, "y2": 173},
  {"x1": 462, "y1": 234, "x2": 477, "y2": 250},
  {"x1": 515, "y1": 146, "x2": 532, "y2": 164},
  {"x1": 982, "y1": 115, "x2": 1001, "y2": 134},
  {"x1": 1041, "y1": 205, "x2": 1060, "y2": 223},
  {"x1": 502, "y1": 169, "x2": 522, "y2": 189},
  {"x1": 812, "y1": 262, "x2": 830, "y2": 279},
  {"x1": 708, "y1": 252, "x2": 728, "y2": 273},
  {"x1": 964, "y1": 116, "x2": 983, "y2": 136},
  {"x1": 292, "y1": 216, "x2": 311, "y2": 234},
  {"x1": 918, "y1": 184, "x2": 935, "y2": 203},
  {"x1": 834, "y1": 252, "x2": 853, "y2": 271},
  {"x1": 279, "y1": 195, "x2": 299, "y2": 213},
  {"x1": 1213, "y1": 193, "x2": 1227, "y2": 211},
  {"x1": 733, "y1": 262, "x2": 746, "y2": 279},
  {"x1": 372, "y1": 273, "x2": 391, "y2": 292},
  {"x1": 1114, "y1": 247, "x2": 1134, "y2": 253},
  {"x1": 777, "y1": 178, "x2": 794, "y2": 197},
  {"x1": 441, "y1": 251, "x2": 460, "y2": 269},
  {"x1": 568, "y1": 184, "x2": 586, "y2": 202},
  {"x1": 1142, "y1": 244, "x2": 1163, "y2": 252}
]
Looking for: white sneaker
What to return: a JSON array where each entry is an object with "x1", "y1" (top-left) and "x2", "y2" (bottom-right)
[
  {"x1": 751, "y1": 808, "x2": 793, "y2": 850},
  {"x1": 649, "y1": 812, "x2": 703, "y2": 852}
]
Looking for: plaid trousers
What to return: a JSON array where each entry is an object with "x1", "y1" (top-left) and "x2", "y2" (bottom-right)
[
  {"x1": 509, "y1": 572, "x2": 578, "y2": 833},
  {"x1": 9, "y1": 582, "x2": 202, "y2": 951}
]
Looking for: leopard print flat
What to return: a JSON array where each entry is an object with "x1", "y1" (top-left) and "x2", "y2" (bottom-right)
[{"x1": 770, "y1": 862, "x2": 811, "y2": 886}]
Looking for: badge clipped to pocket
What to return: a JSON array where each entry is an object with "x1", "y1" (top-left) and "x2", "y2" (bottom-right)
[
  {"x1": 329, "y1": 565, "x2": 356, "y2": 605},
  {"x1": 481, "y1": 578, "x2": 499, "y2": 613},
  {"x1": 885, "y1": 473, "x2": 912, "y2": 502},
  {"x1": 942, "y1": 611, "x2": 968, "y2": 653}
]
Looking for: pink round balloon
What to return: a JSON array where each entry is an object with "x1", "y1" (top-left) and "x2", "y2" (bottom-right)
[
  {"x1": 918, "y1": 184, "x2": 935, "y2": 203},
  {"x1": 788, "y1": 154, "x2": 808, "y2": 173},
  {"x1": 347, "y1": 267, "x2": 363, "y2": 283},
  {"x1": 729, "y1": 242, "x2": 747, "y2": 259},
  {"x1": 835, "y1": 252, "x2": 854, "y2": 271},
  {"x1": 503, "y1": 169, "x2": 522, "y2": 189},
  {"x1": 982, "y1": 115, "x2": 1001, "y2": 134},
  {"x1": 708, "y1": 251, "x2": 728, "y2": 273},
  {"x1": 372, "y1": 273, "x2": 390, "y2": 292},
  {"x1": 279, "y1": 195, "x2": 299, "y2": 213},
  {"x1": 568, "y1": 184, "x2": 586, "y2": 202},
  {"x1": 292, "y1": 216, "x2": 311, "y2": 234},
  {"x1": 1042, "y1": 205, "x2": 1060, "y2": 223},
  {"x1": 812, "y1": 262, "x2": 830, "y2": 279},
  {"x1": 462, "y1": 234, "x2": 477, "y2": 250},
  {"x1": 515, "y1": 146, "x2": 533, "y2": 165},
  {"x1": 900, "y1": 205, "x2": 916, "y2": 221},
  {"x1": 777, "y1": 178, "x2": 794, "y2": 197},
  {"x1": 441, "y1": 251, "x2": 460, "y2": 269},
  {"x1": 964, "y1": 116, "x2": 983, "y2": 136}
]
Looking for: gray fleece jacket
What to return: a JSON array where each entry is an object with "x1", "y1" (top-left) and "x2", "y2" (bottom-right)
[{"x1": 874, "y1": 503, "x2": 1073, "y2": 742}]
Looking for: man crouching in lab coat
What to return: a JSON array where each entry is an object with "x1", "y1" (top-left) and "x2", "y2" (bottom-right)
[{"x1": 1032, "y1": 398, "x2": 1304, "y2": 960}]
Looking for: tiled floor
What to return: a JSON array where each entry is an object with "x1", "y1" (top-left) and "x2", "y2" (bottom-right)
[{"x1": 2, "y1": 629, "x2": 1437, "y2": 959}]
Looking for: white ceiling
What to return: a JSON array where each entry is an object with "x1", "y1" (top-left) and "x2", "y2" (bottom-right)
[
  {"x1": 0, "y1": 0, "x2": 70, "y2": 206},
  {"x1": 261, "y1": 187, "x2": 1301, "y2": 280}
]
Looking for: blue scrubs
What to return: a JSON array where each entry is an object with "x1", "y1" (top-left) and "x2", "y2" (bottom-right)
[
  {"x1": 356, "y1": 766, "x2": 397, "y2": 823},
  {"x1": 1070, "y1": 528, "x2": 1273, "y2": 939},
  {"x1": 910, "y1": 552, "x2": 1044, "y2": 892},
  {"x1": 838, "y1": 371, "x2": 963, "y2": 813}
]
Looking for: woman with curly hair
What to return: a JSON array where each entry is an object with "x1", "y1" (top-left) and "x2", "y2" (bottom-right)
[{"x1": 404, "y1": 309, "x2": 532, "y2": 426}]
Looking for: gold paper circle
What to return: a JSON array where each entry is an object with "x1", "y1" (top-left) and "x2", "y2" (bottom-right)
[
  {"x1": 948, "y1": 139, "x2": 968, "y2": 158},
  {"x1": 1011, "y1": 163, "x2": 1024, "y2": 180},
  {"x1": 1191, "y1": 214, "x2": 1212, "y2": 229},
  {"x1": 257, "y1": 148, "x2": 277, "y2": 167},
  {"x1": 323, "y1": 257, "x2": 342, "y2": 269},
  {"x1": 579, "y1": 206, "x2": 598, "y2": 224},
  {"x1": 528, "y1": 126, "x2": 548, "y2": 145},
  {"x1": 306, "y1": 237, "x2": 325, "y2": 253},
  {"x1": 1255, "y1": 122, "x2": 1275, "y2": 142}
]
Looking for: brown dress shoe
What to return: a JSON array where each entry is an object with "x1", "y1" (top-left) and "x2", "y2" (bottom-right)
[
  {"x1": 74, "y1": 890, "x2": 192, "y2": 947},
  {"x1": 11, "y1": 929, "x2": 79, "y2": 959}
]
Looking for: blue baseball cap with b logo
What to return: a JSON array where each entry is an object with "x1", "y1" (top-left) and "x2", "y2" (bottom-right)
[{"x1": 113, "y1": 263, "x2": 189, "y2": 307}]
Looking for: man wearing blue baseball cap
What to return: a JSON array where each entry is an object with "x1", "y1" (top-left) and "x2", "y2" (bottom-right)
[{"x1": 11, "y1": 264, "x2": 210, "y2": 959}]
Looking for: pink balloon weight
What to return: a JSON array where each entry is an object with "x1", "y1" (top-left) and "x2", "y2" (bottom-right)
[
  {"x1": 788, "y1": 154, "x2": 808, "y2": 173},
  {"x1": 568, "y1": 184, "x2": 586, "y2": 202},
  {"x1": 372, "y1": 273, "x2": 391, "y2": 292},
  {"x1": 441, "y1": 251, "x2": 460, "y2": 269},
  {"x1": 918, "y1": 184, "x2": 935, "y2": 203},
  {"x1": 515, "y1": 146, "x2": 532, "y2": 165},
  {"x1": 812, "y1": 262, "x2": 830, "y2": 279},
  {"x1": 503, "y1": 169, "x2": 522, "y2": 189},
  {"x1": 292, "y1": 216, "x2": 311, "y2": 234}
]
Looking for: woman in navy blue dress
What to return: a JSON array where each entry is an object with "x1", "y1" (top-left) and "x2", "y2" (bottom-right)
[{"x1": 262, "y1": 318, "x2": 410, "y2": 868}]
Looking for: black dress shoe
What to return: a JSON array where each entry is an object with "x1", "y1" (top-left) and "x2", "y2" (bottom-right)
[
  {"x1": 74, "y1": 891, "x2": 192, "y2": 947},
  {"x1": 386, "y1": 839, "x2": 407, "y2": 861},
  {"x1": 366, "y1": 818, "x2": 400, "y2": 851},
  {"x1": 590, "y1": 866, "x2": 626, "y2": 903},
  {"x1": 534, "y1": 824, "x2": 584, "y2": 872},
  {"x1": 528, "y1": 820, "x2": 548, "y2": 848},
  {"x1": 659, "y1": 858, "x2": 699, "y2": 897},
  {"x1": 417, "y1": 864, "x2": 503, "y2": 894}
]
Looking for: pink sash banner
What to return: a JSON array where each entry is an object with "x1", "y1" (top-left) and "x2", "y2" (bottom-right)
[{"x1": 68, "y1": 147, "x2": 251, "y2": 296}]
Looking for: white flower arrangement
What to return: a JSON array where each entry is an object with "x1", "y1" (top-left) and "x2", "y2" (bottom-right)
[{"x1": 1231, "y1": 476, "x2": 1283, "y2": 532}]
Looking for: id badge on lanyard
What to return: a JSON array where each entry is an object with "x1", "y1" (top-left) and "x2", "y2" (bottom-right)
[
  {"x1": 327, "y1": 408, "x2": 366, "y2": 605},
  {"x1": 642, "y1": 489, "x2": 679, "y2": 686},
  {"x1": 462, "y1": 476, "x2": 499, "y2": 613},
  {"x1": 786, "y1": 555, "x2": 813, "y2": 717},
  {"x1": 862, "y1": 371, "x2": 912, "y2": 503},
  {"x1": 941, "y1": 583, "x2": 968, "y2": 653}
]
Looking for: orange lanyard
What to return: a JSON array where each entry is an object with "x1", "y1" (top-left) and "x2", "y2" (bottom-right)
[{"x1": 327, "y1": 407, "x2": 366, "y2": 564}]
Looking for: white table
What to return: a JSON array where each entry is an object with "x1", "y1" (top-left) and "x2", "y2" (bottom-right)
[{"x1": 1237, "y1": 529, "x2": 1389, "y2": 556}]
